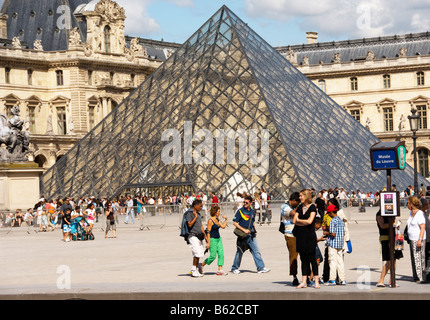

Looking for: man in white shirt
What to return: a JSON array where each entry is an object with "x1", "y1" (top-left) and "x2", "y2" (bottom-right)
[
  {"x1": 125, "y1": 196, "x2": 135, "y2": 224},
  {"x1": 337, "y1": 188, "x2": 347, "y2": 208},
  {"x1": 260, "y1": 189, "x2": 271, "y2": 225}
]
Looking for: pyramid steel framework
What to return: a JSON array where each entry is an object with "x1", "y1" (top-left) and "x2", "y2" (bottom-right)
[{"x1": 40, "y1": 6, "x2": 427, "y2": 200}]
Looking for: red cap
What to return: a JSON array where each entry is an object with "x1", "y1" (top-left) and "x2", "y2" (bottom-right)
[{"x1": 326, "y1": 205, "x2": 338, "y2": 213}]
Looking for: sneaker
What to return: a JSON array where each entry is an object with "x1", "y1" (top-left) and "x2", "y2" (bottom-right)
[
  {"x1": 197, "y1": 263, "x2": 203, "y2": 275},
  {"x1": 326, "y1": 280, "x2": 336, "y2": 286},
  {"x1": 257, "y1": 268, "x2": 271, "y2": 274},
  {"x1": 232, "y1": 269, "x2": 241, "y2": 274},
  {"x1": 191, "y1": 270, "x2": 203, "y2": 277},
  {"x1": 340, "y1": 281, "x2": 347, "y2": 285},
  {"x1": 216, "y1": 270, "x2": 228, "y2": 276}
]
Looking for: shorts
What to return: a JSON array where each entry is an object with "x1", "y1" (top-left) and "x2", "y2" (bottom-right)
[
  {"x1": 106, "y1": 219, "x2": 116, "y2": 231},
  {"x1": 380, "y1": 240, "x2": 403, "y2": 261},
  {"x1": 41, "y1": 215, "x2": 48, "y2": 225},
  {"x1": 88, "y1": 219, "x2": 94, "y2": 225},
  {"x1": 188, "y1": 235, "x2": 205, "y2": 258},
  {"x1": 63, "y1": 224, "x2": 71, "y2": 233}
]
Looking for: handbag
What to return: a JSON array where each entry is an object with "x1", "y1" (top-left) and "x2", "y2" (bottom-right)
[
  {"x1": 395, "y1": 229, "x2": 404, "y2": 251},
  {"x1": 279, "y1": 221, "x2": 285, "y2": 234},
  {"x1": 234, "y1": 228, "x2": 248, "y2": 238},
  {"x1": 346, "y1": 240, "x2": 352, "y2": 253},
  {"x1": 234, "y1": 210, "x2": 252, "y2": 239}
]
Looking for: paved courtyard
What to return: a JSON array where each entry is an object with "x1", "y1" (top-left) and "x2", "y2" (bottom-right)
[{"x1": 0, "y1": 205, "x2": 429, "y2": 300}]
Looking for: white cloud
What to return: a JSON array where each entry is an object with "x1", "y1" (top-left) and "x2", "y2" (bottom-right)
[
  {"x1": 115, "y1": 0, "x2": 161, "y2": 37},
  {"x1": 244, "y1": 0, "x2": 430, "y2": 40},
  {"x1": 164, "y1": 0, "x2": 194, "y2": 7}
]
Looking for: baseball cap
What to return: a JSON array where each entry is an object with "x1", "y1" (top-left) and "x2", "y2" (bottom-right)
[{"x1": 326, "y1": 204, "x2": 338, "y2": 213}]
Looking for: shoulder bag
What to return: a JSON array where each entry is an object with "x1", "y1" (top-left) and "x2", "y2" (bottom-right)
[{"x1": 234, "y1": 210, "x2": 252, "y2": 239}]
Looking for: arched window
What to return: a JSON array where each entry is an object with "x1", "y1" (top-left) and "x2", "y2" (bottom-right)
[
  {"x1": 34, "y1": 154, "x2": 47, "y2": 168},
  {"x1": 418, "y1": 148, "x2": 429, "y2": 178},
  {"x1": 104, "y1": 26, "x2": 111, "y2": 53}
]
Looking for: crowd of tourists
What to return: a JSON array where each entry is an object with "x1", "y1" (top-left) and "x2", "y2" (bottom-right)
[
  {"x1": 183, "y1": 186, "x2": 430, "y2": 286},
  {"x1": 1, "y1": 183, "x2": 429, "y2": 284}
]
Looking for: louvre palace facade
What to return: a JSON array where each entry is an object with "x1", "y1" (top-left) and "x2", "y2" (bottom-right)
[{"x1": 0, "y1": 0, "x2": 429, "y2": 185}]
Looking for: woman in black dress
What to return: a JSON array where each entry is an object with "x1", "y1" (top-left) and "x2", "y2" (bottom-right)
[
  {"x1": 375, "y1": 209, "x2": 403, "y2": 287},
  {"x1": 293, "y1": 189, "x2": 319, "y2": 288}
]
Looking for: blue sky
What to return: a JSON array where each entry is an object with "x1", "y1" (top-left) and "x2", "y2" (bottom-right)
[
  {"x1": 115, "y1": 0, "x2": 430, "y2": 47},
  {"x1": 1, "y1": 0, "x2": 430, "y2": 47}
]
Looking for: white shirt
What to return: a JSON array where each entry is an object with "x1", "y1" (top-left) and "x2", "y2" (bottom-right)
[
  {"x1": 407, "y1": 210, "x2": 427, "y2": 241},
  {"x1": 261, "y1": 192, "x2": 267, "y2": 206},
  {"x1": 126, "y1": 199, "x2": 133, "y2": 207}
]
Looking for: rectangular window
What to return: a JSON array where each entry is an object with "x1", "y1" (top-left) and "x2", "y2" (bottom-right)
[
  {"x1": 419, "y1": 149, "x2": 429, "y2": 178},
  {"x1": 28, "y1": 106, "x2": 36, "y2": 133},
  {"x1": 383, "y1": 107, "x2": 393, "y2": 131},
  {"x1": 417, "y1": 105, "x2": 427, "y2": 129},
  {"x1": 56, "y1": 70, "x2": 64, "y2": 86},
  {"x1": 5, "y1": 67, "x2": 10, "y2": 84},
  {"x1": 57, "y1": 107, "x2": 67, "y2": 135},
  {"x1": 318, "y1": 80, "x2": 326, "y2": 92},
  {"x1": 88, "y1": 105, "x2": 95, "y2": 130},
  {"x1": 350, "y1": 109, "x2": 360, "y2": 123},
  {"x1": 28, "y1": 70, "x2": 33, "y2": 85},
  {"x1": 417, "y1": 72, "x2": 425, "y2": 86},
  {"x1": 383, "y1": 74, "x2": 391, "y2": 89},
  {"x1": 5, "y1": 103, "x2": 13, "y2": 118},
  {"x1": 88, "y1": 70, "x2": 93, "y2": 85},
  {"x1": 350, "y1": 77, "x2": 358, "y2": 91}
]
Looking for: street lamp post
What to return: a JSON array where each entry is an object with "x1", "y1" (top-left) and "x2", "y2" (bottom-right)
[{"x1": 408, "y1": 108, "x2": 420, "y2": 194}]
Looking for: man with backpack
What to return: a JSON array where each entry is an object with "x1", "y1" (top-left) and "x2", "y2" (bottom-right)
[{"x1": 183, "y1": 199, "x2": 209, "y2": 277}]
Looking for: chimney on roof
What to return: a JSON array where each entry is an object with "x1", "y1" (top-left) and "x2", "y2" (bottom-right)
[{"x1": 306, "y1": 32, "x2": 318, "y2": 44}]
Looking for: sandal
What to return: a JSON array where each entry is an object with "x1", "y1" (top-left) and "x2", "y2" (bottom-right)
[{"x1": 296, "y1": 283, "x2": 307, "y2": 289}]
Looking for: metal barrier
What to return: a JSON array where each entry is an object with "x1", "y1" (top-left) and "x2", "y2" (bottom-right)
[{"x1": 0, "y1": 196, "x2": 427, "y2": 233}]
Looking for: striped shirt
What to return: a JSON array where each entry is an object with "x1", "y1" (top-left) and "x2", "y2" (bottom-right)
[{"x1": 327, "y1": 216, "x2": 345, "y2": 249}]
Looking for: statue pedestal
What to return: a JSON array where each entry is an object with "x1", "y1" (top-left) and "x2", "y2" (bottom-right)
[{"x1": 0, "y1": 162, "x2": 44, "y2": 211}]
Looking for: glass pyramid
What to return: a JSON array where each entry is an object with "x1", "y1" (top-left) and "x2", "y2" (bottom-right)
[{"x1": 40, "y1": 6, "x2": 427, "y2": 200}]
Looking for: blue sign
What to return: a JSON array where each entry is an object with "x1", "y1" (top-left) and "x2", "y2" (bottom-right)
[{"x1": 371, "y1": 149, "x2": 398, "y2": 170}]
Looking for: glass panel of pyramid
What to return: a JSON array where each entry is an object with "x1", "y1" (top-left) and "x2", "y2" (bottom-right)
[{"x1": 40, "y1": 6, "x2": 427, "y2": 200}]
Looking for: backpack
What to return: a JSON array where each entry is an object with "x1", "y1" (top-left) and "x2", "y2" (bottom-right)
[{"x1": 180, "y1": 210, "x2": 191, "y2": 244}]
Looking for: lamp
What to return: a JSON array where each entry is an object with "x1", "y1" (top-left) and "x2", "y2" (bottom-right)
[
  {"x1": 408, "y1": 108, "x2": 420, "y2": 132},
  {"x1": 408, "y1": 108, "x2": 420, "y2": 194}
]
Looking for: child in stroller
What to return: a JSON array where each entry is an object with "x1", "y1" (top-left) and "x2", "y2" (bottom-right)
[{"x1": 71, "y1": 215, "x2": 95, "y2": 241}]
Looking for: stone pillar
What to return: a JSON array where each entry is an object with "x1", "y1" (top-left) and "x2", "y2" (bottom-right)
[{"x1": 0, "y1": 163, "x2": 44, "y2": 211}]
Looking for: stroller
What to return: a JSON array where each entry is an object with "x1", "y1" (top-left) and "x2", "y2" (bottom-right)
[{"x1": 71, "y1": 216, "x2": 95, "y2": 241}]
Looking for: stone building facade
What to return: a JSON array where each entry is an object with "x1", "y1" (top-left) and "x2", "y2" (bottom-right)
[
  {"x1": 0, "y1": 0, "x2": 178, "y2": 169},
  {"x1": 277, "y1": 32, "x2": 430, "y2": 180},
  {"x1": 0, "y1": 0, "x2": 429, "y2": 183}
]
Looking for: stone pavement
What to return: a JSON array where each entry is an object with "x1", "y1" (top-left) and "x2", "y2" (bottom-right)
[{"x1": 0, "y1": 205, "x2": 429, "y2": 300}]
